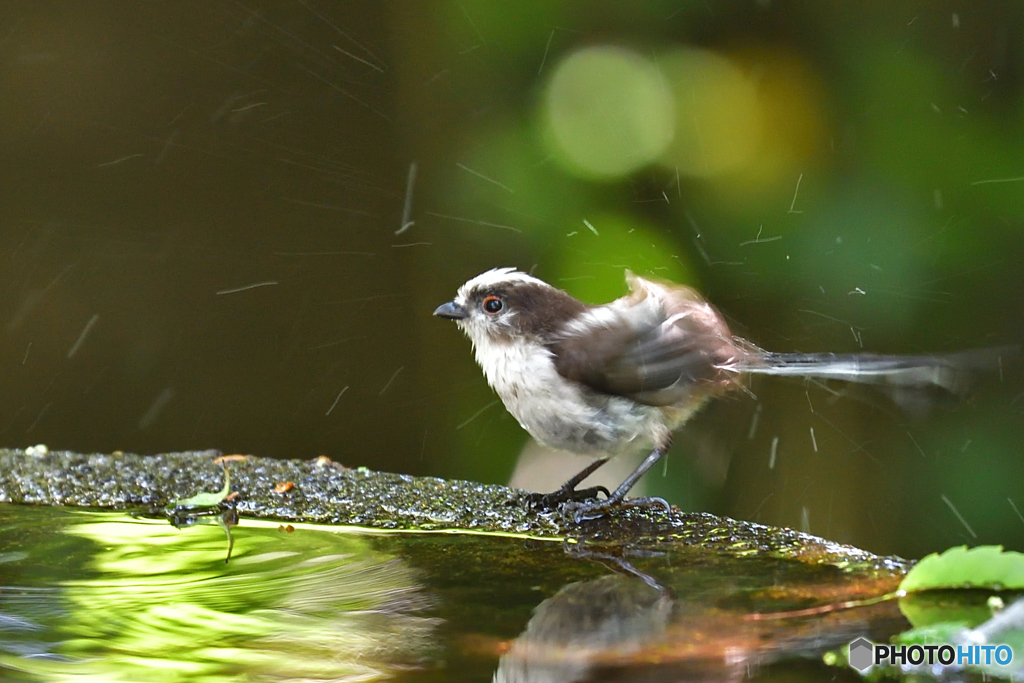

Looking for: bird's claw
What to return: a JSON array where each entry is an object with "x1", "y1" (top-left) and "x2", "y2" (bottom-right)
[
  {"x1": 525, "y1": 483, "x2": 610, "y2": 510},
  {"x1": 524, "y1": 457, "x2": 613, "y2": 511}
]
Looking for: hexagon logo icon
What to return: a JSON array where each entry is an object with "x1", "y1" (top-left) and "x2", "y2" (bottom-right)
[{"x1": 848, "y1": 637, "x2": 874, "y2": 671}]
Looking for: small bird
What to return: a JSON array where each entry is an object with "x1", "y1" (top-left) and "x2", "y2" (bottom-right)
[{"x1": 434, "y1": 267, "x2": 1013, "y2": 521}]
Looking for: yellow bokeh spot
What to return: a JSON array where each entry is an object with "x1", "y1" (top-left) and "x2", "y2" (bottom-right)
[
  {"x1": 658, "y1": 47, "x2": 763, "y2": 178},
  {"x1": 733, "y1": 49, "x2": 829, "y2": 184},
  {"x1": 542, "y1": 46, "x2": 675, "y2": 180}
]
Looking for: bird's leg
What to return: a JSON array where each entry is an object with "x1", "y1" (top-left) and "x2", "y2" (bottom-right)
[
  {"x1": 562, "y1": 442, "x2": 672, "y2": 522},
  {"x1": 526, "y1": 457, "x2": 611, "y2": 509}
]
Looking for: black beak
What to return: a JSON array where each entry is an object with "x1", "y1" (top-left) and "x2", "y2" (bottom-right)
[{"x1": 433, "y1": 300, "x2": 468, "y2": 320}]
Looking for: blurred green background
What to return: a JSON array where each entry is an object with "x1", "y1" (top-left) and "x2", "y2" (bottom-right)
[{"x1": 0, "y1": 1, "x2": 1021, "y2": 559}]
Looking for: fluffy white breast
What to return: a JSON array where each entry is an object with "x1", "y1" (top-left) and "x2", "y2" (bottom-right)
[
  {"x1": 470, "y1": 334, "x2": 569, "y2": 414},
  {"x1": 466, "y1": 329, "x2": 662, "y2": 455}
]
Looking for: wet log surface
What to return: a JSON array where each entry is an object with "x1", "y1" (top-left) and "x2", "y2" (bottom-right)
[{"x1": 0, "y1": 447, "x2": 908, "y2": 576}]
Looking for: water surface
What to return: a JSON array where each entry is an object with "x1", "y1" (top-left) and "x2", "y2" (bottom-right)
[{"x1": 1, "y1": 505, "x2": 910, "y2": 682}]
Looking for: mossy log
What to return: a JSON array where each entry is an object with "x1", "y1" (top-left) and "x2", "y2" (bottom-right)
[{"x1": 0, "y1": 448, "x2": 907, "y2": 576}]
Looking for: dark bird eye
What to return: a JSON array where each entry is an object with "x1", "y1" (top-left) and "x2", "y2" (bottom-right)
[{"x1": 482, "y1": 296, "x2": 503, "y2": 314}]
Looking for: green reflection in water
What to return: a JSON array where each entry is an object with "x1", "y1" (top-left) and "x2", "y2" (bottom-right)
[{"x1": 0, "y1": 508, "x2": 438, "y2": 683}]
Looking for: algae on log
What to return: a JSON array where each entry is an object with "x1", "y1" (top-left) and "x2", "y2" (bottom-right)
[{"x1": 0, "y1": 448, "x2": 907, "y2": 575}]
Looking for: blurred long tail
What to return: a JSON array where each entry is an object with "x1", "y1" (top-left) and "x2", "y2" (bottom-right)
[{"x1": 729, "y1": 346, "x2": 1017, "y2": 407}]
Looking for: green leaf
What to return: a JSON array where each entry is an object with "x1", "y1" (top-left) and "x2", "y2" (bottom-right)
[
  {"x1": 899, "y1": 545, "x2": 1024, "y2": 593},
  {"x1": 172, "y1": 464, "x2": 231, "y2": 508}
]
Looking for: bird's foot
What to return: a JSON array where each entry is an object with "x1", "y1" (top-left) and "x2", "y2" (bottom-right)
[
  {"x1": 561, "y1": 495, "x2": 672, "y2": 523},
  {"x1": 525, "y1": 484, "x2": 610, "y2": 510},
  {"x1": 524, "y1": 483, "x2": 610, "y2": 509},
  {"x1": 524, "y1": 457, "x2": 611, "y2": 511}
]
